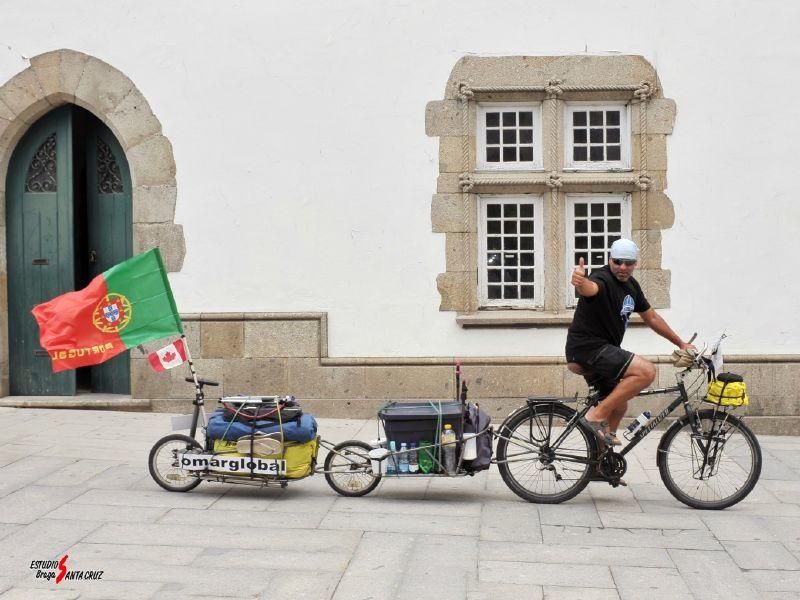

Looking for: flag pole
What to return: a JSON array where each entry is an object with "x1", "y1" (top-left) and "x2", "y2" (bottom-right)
[
  {"x1": 181, "y1": 334, "x2": 202, "y2": 403},
  {"x1": 181, "y1": 334, "x2": 204, "y2": 441}
]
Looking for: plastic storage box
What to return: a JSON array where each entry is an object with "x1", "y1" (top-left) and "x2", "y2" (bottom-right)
[{"x1": 378, "y1": 401, "x2": 464, "y2": 445}]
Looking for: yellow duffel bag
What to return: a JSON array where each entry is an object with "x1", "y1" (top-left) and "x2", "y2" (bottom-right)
[
  {"x1": 213, "y1": 437, "x2": 319, "y2": 478},
  {"x1": 705, "y1": 373, "x2": 749, "y2": 407}
]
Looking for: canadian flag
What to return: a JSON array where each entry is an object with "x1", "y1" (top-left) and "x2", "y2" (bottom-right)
[{"x1": 148, "y1": 338, "x2": 187, "y2": 372}]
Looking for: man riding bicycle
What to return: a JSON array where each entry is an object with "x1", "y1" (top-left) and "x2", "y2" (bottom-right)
[{"x1": 565, "y1": 239, "x2": 695, "y2": 446}]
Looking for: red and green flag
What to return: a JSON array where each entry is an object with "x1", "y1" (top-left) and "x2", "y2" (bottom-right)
[{"x1": 32, "y1": 248, "x2": 183, "y2": 373}]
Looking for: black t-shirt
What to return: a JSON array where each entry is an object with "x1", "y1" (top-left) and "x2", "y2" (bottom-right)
[{"x1": 565, "y1": 265, "x2": 651, "y2": 359}]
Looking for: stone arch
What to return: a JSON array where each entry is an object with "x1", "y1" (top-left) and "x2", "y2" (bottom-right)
[{"x1": 0, "y1": 49, "x2": 185, "y2": 395}]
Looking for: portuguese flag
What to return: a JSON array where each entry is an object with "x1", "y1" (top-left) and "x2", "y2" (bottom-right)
[{"x1": 32, "y1": 248, "x2": 183, "y2": 373}]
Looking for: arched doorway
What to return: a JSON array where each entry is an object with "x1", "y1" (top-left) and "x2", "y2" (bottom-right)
[{"x1": 6, "y1": 104, "x2": 133, "y2": 395}]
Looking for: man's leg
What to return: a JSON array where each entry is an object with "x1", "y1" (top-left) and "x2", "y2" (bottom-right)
[
  {"x1": 586, "y1": 356, "x2": 656, "y2": 429},
  {"x1": 606, "y1": 405, "x2": 628, "y2": 434}
]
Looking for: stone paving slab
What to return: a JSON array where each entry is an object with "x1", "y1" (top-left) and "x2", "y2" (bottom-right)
[
  {"x1": 0, "y1": 407, "x2": 798, "y2": 599},
  {"x1": 745, "y1": 570, "x2": 800, "y2": 593},
  {"x1": 480, "y1": 559, "x2": 615, "y2": 588},
  {"x1": 598, "y1": 510, "x2": 708, "y2": 530},
  {"x1": 191, "y1": 546, "x2": 352, "y2": 572},
  {"x1": 610, "y1": 566, "x2": 693, "y2": 599},
  {"x1": 480, "y1": 499, "x2": 542, "y2": 543},
  {"x1": 0, "y1": 486, "x2": 88, "y2": 524},
  {"x1": 44, "y1": 503, "x2": 170, "y2": 523},
  {"x1": 66, "y1": 542, "x2": 205, "y2": 566},
  {"x1": 480, "y1": 540, "x2": 674, "y2": 568},
  {"x1": 541, "y1": 587, "x2": 620, "y2": 599},
  {"x1": 160, "y1": 506, "x2": 325, "y2": 529},
  {"x1": 541, "y1": 524, "x2": 724, "y2": 550},
  {"x1": 721, "y1": 540, "x2": 800, "y2": 570},
  {"x1": 35, "y1": 459, "x2": 118, "y2": 487},
  {"x1": 15, "y1": 576, "x2": 163, "y2": 599},
  {"x1": 668, "y1": 549, "x2": 761, "y2": 599},
  {"x1": 468, "y1": 581, "x2": 546, "y2": 600},
  {"x1": 537, "y1": 498, "x2": 602, "y2": 527},
  {"x1": 320, "y1": 509, "x2": 480, "y2": 536},
  {"x1": 5, "y1": 519, "x2": 103, "y2": 579}
]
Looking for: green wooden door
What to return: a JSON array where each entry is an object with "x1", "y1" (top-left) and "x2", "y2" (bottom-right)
[
  {"x1": 6, "y1": 105, "x2": 133, "y2": 396},
  {"x1": 85, "y1": 121, "x2": 132, "y2": 393},
  {"x1": 7, "y1": 106, "x2": 76, "y2": 395}
]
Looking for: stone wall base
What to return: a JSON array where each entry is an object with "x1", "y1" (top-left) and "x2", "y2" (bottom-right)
[{"x1": 119, "y1": 312, "x2": 800, "y2": 435}]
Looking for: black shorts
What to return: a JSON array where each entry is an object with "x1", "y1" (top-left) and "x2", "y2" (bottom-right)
[{"x1": 568, "y1": 344, "x2": 635, "y2": 393}]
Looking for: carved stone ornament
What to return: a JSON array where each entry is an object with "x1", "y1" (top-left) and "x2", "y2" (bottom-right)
[
  {"x1": 546, "y1": 171, "x2": 563, "y2": 188},
  {"x1": 455, "y1": 81, "x2": 474, "y2": 101},
  {"x1": 544, "y1": 79, "x2": 564, "y2": 98},
  {"x1": 459, "y1": 172, "x2": 475, "y2": 192}
]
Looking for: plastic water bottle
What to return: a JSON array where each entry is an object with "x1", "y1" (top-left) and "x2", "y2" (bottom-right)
[
  {"x1": 387, "y1": 441, "x2": 397, "y2": 474},
  {"x1": 624, "y1": 410, "x2": 652, "y2": 440},
  {"x1": 409, "y1": 442, "x2": 419, "y2": 473},
  {"x1": 399, "y1": 443, "x2": 409, "y2": 473},
  {"x1": 441, "y1": 424, "x2": 457, "y2": 475}
]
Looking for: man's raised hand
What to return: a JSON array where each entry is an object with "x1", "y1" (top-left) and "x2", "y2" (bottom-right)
[{"x1": 571, "y1": 257, "x2": 587, "y2": 288}]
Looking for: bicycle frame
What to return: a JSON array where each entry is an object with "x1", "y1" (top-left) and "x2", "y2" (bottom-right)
[
  {"x1": 523, "y1": 369, "x2": 700, "y2": 461},
  {"x1": 617, "y1": 382, "x2": 686, "y2": 457}
]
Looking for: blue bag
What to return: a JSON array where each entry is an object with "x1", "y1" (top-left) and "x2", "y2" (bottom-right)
[{"x1": 207, "y1": 410, "x2": 318, "y2": 443}]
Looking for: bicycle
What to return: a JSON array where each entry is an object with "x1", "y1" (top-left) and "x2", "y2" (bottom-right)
[
  {"x1": 494, "y1": 333, "x2": 762, "y2": 509},
  {"x1": 149, "y1": 335, "x2": 760, "y2": 510}
]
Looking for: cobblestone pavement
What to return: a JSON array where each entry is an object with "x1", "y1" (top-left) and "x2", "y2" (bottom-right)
[{"x1": 0, "y1": 406, "x2": 798, "y2": 599}]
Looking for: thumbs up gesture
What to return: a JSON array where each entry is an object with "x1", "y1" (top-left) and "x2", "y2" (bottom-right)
[{"x1": 571, "y1": 257, "x2": 588, "y2": 288}]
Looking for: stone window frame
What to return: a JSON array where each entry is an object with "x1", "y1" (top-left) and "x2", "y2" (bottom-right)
[
  {"x1": 477, "y1": 194, "x2": 545, "y2": 308},
  {"x1": 476, "y1": 102, "x2": 544, "y2": 171},
  {"x1": 425, "y1": 55, "x2": 676, "y2": 327}
]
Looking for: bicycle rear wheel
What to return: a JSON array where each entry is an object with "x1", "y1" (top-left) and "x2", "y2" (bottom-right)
[
  {"x1": 324, "y1": 440, "x2": 381, "y2": 497},
  {"x1": 496, "y1": 403, "x2": 596, "y2": 503},
  {"x1": 658, "y1": 409, "x2": 762, "y2": 509}
]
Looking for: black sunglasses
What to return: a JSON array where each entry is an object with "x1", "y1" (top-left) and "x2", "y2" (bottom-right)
[{"x1": 611, "y1": 258, "x2": 637, "y2": 266}]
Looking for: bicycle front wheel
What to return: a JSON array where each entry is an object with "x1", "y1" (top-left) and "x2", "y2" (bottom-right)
[
  {"x1": 496, "y1": 403, "x2": 595, "y2": 503},
  {"x1": 658, "y1": 409, "x2": 762, "y2": 510}
]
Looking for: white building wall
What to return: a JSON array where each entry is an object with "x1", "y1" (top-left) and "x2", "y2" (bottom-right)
[{"x1": 2, "y1": 0, "x2": 798, "y2": 357}]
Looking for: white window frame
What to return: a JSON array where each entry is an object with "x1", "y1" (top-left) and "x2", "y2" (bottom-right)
[
  {"x1": 478, "y1": 194, "x2": 545, "y2": 308},
  {"x1": 476, "y1": 103, "x2": 543, "y2": 171},
  {"x1": 564, "y1": 193, "x2": 632, "y2": 308},
  {"x1": 563, "y1": 102, "x2": 631, "y2": 171}
]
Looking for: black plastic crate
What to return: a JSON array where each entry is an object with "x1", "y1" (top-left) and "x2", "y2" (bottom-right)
[{"x1": 378, "y1": 401, "x2": 463, "y2": 446}]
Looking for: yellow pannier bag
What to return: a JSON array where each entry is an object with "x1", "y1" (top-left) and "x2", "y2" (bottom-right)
[
  {"x1": 705, "y1": 373, "x2": 749, "y2": 406},
  {"x1": 213, "y1": 437, "x2": 319, "y2": 478}
]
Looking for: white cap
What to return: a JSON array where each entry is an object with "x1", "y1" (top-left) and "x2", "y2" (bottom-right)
[{"x1": 609, "y1": 239, "x2": 639, "y2": 260}]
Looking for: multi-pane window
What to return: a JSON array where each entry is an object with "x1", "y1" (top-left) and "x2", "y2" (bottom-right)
[
  {"x1": 477, "y1": 104, "x2": 542, "y2": 170},
  {"x1": 565, "y1": 194, "x2": 632, "y2": 306},
  {"x1": 478, "y1": 196, "x2": 544, "y2": 306},
  {"x1": 564, "y1": 103, "x2": 630, "y2": 170}
]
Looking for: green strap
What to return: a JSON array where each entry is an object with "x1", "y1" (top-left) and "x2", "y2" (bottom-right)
[
  {"x1": 428, "y1": 400, "x2": 444, "y2": 468},
  {"x1": 220, "y1": 402, "x2": 247, "y2": 441}
]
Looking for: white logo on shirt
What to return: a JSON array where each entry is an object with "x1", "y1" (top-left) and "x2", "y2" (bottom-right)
[{"x1": 621, "y1": 294, "x2": 635, "y2": 328}]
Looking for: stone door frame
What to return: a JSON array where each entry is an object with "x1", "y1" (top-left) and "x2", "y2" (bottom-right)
[{"x1": 0, "y1": 49, "x2": 186, "y2": 396}]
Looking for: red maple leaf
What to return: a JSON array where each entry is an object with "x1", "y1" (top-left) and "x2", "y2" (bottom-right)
[{"x1": 163, "y1": 351, "x2": 176, "y2": 362}]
